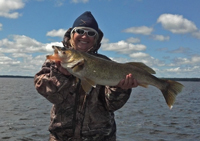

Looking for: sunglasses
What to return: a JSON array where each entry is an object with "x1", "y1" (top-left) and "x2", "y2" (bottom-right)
[{"x1": 74, "y1": 28, "x2": 97, "y2": 37}]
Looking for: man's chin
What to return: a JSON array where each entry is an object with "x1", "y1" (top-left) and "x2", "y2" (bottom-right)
[
  {"x1": 76, "y1": 48, "x2": 87, "y2": 52},
  {"x1": 77, "y1": 46, "x2": 89, "y2": 52}
]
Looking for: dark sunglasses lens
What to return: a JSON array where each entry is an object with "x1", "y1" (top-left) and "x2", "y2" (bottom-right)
[
  {"x1": 75, "y1": 29, "x2": 96, "y2": 36},
  {"x1": 88, "y1": 31, "x2": 96, "y2": 36},
  {"x1": 76, "y1": 29, "x2": 84, "y2": 35}
]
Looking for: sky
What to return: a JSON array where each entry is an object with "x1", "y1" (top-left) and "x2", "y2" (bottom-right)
[{"x1": 0, "y1": 0, "x2": 200, "y2": 78}]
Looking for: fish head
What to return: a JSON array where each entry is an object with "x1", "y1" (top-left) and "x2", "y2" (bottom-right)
[
  {"x1": 46, "y1": 46, "x2": 85, "y2": 71},
  {"x1": 46, "y1": 46, "x2": 74, "y2": 63}
]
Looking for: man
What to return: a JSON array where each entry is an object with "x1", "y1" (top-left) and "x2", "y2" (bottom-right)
[{"x1": 34, "y1": 11, "x2": 138, "y2": 141}]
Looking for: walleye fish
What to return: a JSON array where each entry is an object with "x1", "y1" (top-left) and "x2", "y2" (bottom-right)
[{"x1": 47, "y1": 46, "x2": 184, "y2": 109}]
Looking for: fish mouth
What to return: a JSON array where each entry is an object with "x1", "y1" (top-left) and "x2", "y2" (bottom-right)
[
  {"x1": 51, "y1": 45, "x2": 75, "y2": 64},
  {"x1": 52, "y1": 46, "x2": 68, "y2": 57},
  {"x1": 52, "y1": 46, "x2": 62, "y2": 54}
]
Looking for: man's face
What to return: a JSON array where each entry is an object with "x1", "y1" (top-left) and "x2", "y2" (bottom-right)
[{"x1": 72, "y1": 28, "x2": 96, "y2": 52}]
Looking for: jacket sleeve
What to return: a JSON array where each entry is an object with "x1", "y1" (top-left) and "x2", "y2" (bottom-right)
[
  {"x1": 34, "y1": 59, "x2": 77, "y2": 104},
  {"x1": 103, "y1": 86, "x2": 132, "y2": 112}
]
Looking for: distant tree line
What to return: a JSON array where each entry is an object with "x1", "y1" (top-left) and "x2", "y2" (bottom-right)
[
  {"x1": 0, "y1": 75, "x2": 200, "y2": 81},
  {"x1": 161, "y1": 78, "x2": 200, "y2": 81},
  {"x1": 0, "y1": 75, "x2": 34, "y2": 78}
]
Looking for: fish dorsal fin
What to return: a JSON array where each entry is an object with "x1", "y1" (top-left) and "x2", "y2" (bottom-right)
[{"x1": 126, "y1": 62, "x2": 156, "y2": 74}]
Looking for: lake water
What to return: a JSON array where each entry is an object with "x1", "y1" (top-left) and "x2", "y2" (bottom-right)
[{"x1": 0, "y1": 78, "x2": 199, "y2": 141}]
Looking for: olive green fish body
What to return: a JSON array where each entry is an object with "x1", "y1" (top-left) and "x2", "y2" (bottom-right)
[
  {"x1": 47, "y1": 46, "x2": 184, "y2": 109},
  {"x1": 71, "y1": 52, "x2": 165, "y2": 88}
]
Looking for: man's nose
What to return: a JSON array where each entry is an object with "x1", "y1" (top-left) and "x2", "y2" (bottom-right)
[{"x1": 82, "y1": 32, "x2": 88, "y2": 37}]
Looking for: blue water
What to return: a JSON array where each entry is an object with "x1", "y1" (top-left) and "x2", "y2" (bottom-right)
[{"x1": 0, "y1": 78, "x2": 199, "y2": 141}]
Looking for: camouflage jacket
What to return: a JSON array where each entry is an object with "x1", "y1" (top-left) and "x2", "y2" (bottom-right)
[{"x1": 34, "y1": 53, "x2": 132, "y2": 141}]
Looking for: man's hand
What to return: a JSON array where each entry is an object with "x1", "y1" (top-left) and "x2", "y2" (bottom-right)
[
  {"x1": 55, "y1": 61, "x2": 71, "y2": 76},
  {"x1": 117, "y1": 73, "x2": 138, "y2": 90}
]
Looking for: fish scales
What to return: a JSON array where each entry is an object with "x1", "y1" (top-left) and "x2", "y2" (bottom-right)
[{"x1": 46, "y1": 46, "x2": 184, "y2": 109}]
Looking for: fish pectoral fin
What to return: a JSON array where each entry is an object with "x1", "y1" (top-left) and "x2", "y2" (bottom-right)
[
  {"x1": 68, "y1": 59, "x2": 84, "y2": 72},
  {"x1": 81, "y1": 79, "x2": 94, "y2": 94},
  {"x1": 126, "y1": 62, "x2": 156, "y2": 74},
  {"x1": 84, "y1": 78, "x2": 96, "y2": 88}
]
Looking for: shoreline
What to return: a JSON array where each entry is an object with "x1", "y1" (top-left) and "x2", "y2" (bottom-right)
[
  {"x1": 0, "y1": 75, "x2": 34, "y2": 78},
  {"x1": 0, "y1": 75, "x2": 200, "y2": 81}
]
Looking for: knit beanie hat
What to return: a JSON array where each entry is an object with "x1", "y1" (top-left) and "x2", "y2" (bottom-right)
[{"x1": 72, "y1": 11, "x2": 99, "y2": 33}]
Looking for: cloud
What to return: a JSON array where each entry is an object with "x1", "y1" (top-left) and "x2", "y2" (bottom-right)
[
  {"x1": 0, "y1": 35, "x2": 64, "y2": 54},
  {"x1": 157, "y1": 64, "x2": 200, "y2": 78},
  {"x1": 0, "y1": 0, "x2": 25, "y2": 19},
  {"x1": 0, "y1": 54, "x2": 17, "y2": 64},
  {"x1": 101, "y1": 38, "x2": 110, "y2": 44},
  {"x1": 0, "y1": 35, "x2": 64, "y2": 76},
  {"x1": 192, "y1": 30, "x2": 200, "y2": 39},
  {"x1": 100, "y1": 40, "x2": 168, "y2": 68},
  {"x1": 156, "y1": 47, "x2": 169, "y2": 52},
  {"x1": 170, "y1": 55, "x2": 200, "y2": 67},
  {"x1": 100, "y1": 39, "x2": 167, "y2": 68},
  {"x1": 54, "y1": 0, "x2": 65, "y2": 6},
  {"x1": 157, "y1": 14, "x2": 198, "y2": 34},
  {"x1": 101, "y1": 40, "x2": 146, "y2": 54},
  {"x1": 0, "y1": 35, "x2": 45, "y2": 53},
  {"x1": 46, "y1": 29, "x2": 67, "y2": 38},
  {"x1": 71, "y1": 0, "x2": 89, "y2": 3},
  {"x1": 126, "y1": 37, "x2": 140, "y2": 43},
  {"x1": 150, "y1": 35, "x2": 170, "y2": 41},
  {"x1": 191, "y1": 56, "x2": 200, "y2": 63},
  {"x1": 157, "y1": 47, "x2": 194, "y2": 56},
  {"x1": 169, "y1": 47, "x2": 190, "y2": 54},
  {"x1": 123, "y1": 26, "x2": 153, "y2": 35},
  {"x1": 129, "y1": 52, "x2": 149, "y2": 58},
  {"x1": 129, "y1": 52, "x2": 165, "y2": 67},
  {"x1": 0, "y1": 34, "x2": 198, "y2": 77},
  {"x1": 45, "y1": 42, "x2": 64, "y2": 52},
  {"x1": 164, "y1": 65, "x2": 200, "y2": 78},
  {"x1": 0, "y1": 23, "x2": 2, "y2": 30}
]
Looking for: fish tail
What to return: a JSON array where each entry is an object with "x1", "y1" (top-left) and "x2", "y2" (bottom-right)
[{"x1": 161, "y1": 80, "x2": 184, "y2": 109}]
